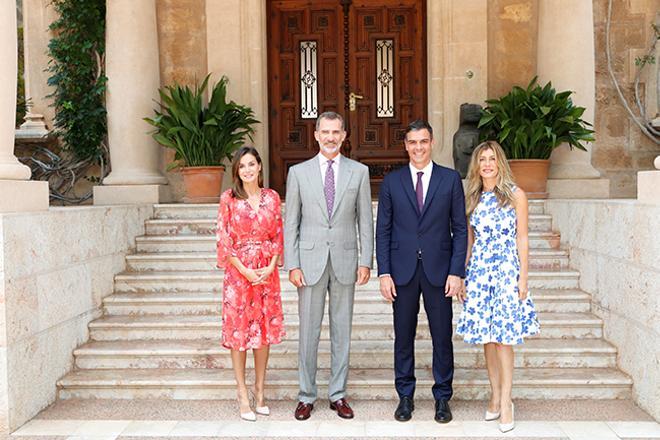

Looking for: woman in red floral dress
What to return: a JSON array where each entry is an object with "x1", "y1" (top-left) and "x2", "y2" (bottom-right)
[{"x1": 216, "y1": 147, "x2": 285, "y2": 421}]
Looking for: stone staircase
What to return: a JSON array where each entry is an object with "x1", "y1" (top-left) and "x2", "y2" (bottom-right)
[{"x1": 57, "y1": 200, "x2": 632, "y2": 401}]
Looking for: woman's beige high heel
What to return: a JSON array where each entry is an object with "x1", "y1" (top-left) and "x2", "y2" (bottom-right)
[
  {"x1": 251, "y1": 388, "x2": 270, "y2": 416},
  {"x1": 237, "y1": 391, "x2": 256, "y2": 422},
  {"x1": 499, "y1": 402, "x2": 515, "y2": 433}
]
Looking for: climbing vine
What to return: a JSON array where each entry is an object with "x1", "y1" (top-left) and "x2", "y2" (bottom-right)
[
  {"x1": 20, "y1": 0, "x2": 108, "y2": 203},
  {"x1": 47, "y1": 0, "x2": 107, "y2": 160}
]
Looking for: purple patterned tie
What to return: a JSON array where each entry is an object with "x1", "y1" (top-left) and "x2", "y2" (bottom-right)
[
  {"x1": 325, "y1": 159, "x2": 335, "y2": 217},
  {"x1": 415, "y1": 171, "x2": 424, "y2": 213}
]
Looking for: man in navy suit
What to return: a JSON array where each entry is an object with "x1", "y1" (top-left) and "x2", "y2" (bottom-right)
[{"x1": 376, "y1": 120, "x2": 467, "y2": 423}]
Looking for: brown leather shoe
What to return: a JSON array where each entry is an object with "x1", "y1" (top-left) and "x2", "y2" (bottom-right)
[
  {"x1": 329, "y1": 398, "x2": 354, "y2": 419},
  {"x1": 294, "y1": 401, "x2": 314, "y2": 420}
]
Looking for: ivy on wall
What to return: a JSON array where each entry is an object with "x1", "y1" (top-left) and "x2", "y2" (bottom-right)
[
  {"x1": 47, "y1": 0, "x2": 107, "y2": 162},
  {"x1": 16, "y1": 26, "x2": 26, "y2": 128}
]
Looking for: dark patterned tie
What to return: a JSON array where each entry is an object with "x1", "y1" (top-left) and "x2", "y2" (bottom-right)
[
  {"x1": 415, "y1": 171, "x2": 424, "y2": 213},
  {"x1": 325, "y1": 159, "x2": 335, "y2": 217}
]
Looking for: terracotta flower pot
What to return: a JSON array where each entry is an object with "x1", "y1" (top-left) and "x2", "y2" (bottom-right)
[
  {"x1": 180, "y1": 166, "x2": 225, "y2": 203},
  {"x1": 508, "y1": 159, "x2": 550, "y2": 199}
]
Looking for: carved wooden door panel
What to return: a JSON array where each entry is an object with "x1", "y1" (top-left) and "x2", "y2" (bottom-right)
[
  {"x1": 267, "y1": 0, "x2": 426, "y2": 194},
  {"x1": 347, "y1": 0, "x2": 426, "y2": 188}
]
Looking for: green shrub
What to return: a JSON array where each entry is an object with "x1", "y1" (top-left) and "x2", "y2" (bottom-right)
[
  {"x1": 47, "y1": 0, "x2": 107, "y2": 161},
  {"x1": 478, "y1": 77, "x2": 595, "y2": 160},
  {"x1": 145, "y1": 75, "x2": 259, "y2": 170}
]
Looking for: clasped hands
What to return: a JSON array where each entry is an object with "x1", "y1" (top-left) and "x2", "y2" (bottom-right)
[
  {"x1": 380, "y1": 274, "x2": 464, "y2": 303},
  {"x1": 241, "y1": 264, "x2": 276, "y2": 285}
]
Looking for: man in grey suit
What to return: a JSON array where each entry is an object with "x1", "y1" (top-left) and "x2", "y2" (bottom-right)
[{"x1": 284, "y1": 111, "x2": 373, "y2": 421}]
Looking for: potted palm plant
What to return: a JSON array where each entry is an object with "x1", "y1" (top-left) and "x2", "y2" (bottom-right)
[
  {"x1": 478, "y1": 77, "x2": 595, "y2": 198},
  {"x1": 145, "y1": 75, "x2": 258, "y2": 203}
]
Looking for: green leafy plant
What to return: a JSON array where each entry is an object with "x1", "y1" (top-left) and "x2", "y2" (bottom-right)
[
  {"x1": 16, "y1": 26, "x2": 27, "y2": 128},
  {"x1": 478, "y1": 77, "x2": 595, "y2": 160},
  {"x1": 47, "y1": 0, "x2": 107, "y2": 162},
  {"x1": 145, "y1": 75, "x2": 259, "y2": 170}
]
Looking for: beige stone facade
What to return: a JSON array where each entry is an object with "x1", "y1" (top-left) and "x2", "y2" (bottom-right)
[
  {"x1": 18, "y1": 0, "x2": 660, "y2": 203},
  {"x1": 592, "y1": 0, "x2": 660, "y2": 197}
]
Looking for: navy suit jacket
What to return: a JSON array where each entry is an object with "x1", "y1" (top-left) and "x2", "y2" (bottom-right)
[{"x1": 376, "y1": 162, "x2": 468, "y2": 287}]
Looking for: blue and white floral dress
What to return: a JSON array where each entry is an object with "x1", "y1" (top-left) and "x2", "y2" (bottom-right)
[{"x1": 456, "y1": 189, "x2": 540, "y2": 345}]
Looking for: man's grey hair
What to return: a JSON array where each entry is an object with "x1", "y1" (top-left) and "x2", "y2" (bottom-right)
[{"x1": 316, "y1": 111, "x2": 345, "y2": 131}]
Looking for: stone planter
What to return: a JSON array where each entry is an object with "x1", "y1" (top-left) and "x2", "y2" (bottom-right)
[
  {"x1": 180, "y1": 166, "x2": 225, "y2": 203},
  {"x1": 508, "y1": 159, "x2": 550, "y2": 199}
]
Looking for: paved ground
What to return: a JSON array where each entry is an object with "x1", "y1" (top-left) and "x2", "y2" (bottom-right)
[{"x1": 9, "y1": 399, "x2": 660, "y2": 439}]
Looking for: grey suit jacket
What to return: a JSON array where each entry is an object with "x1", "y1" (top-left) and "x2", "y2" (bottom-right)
[{"x1": 284, "y1": 155, "x2": 374, "y2": 286}]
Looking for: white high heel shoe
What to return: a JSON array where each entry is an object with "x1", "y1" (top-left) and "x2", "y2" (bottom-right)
[
  {"x1": 237, "y1": 393, "x2": 256, "y2": 422},
  {"x1": 498, "y1": 403, "x2": 515, "y2": 433},
  {"x1": 251, "y1": 389, "x2": 270, "y2": 416},
  {"x1": 484, "y1": 409, "x2": 500, "y2": 421},
  {"x1": 240, "y1": 409, "x2": 257, "y2": 422},
  {"x1": 255, "y1": 405, "x2": 270, "y2": 416}
]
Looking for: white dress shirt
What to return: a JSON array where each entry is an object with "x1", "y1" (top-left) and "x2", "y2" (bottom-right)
[
  {"x1": 318, "y1": 153, "x2": 341, "y2": 193},
  {"x1": 409, "y1": 161, "x2": 433, "y2": 204}
]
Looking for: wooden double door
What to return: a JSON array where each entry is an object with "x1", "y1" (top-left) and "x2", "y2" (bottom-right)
[{"x1": 267, "y1": 0, "x2": 427, "y2": 194}]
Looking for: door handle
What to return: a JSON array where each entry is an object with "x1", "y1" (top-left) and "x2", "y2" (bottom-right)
[{"x1": 349, "y1": 92, "x2": 364, "y2": 111}]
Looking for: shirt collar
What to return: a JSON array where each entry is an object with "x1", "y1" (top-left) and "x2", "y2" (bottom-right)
[
  {"x1": 318, "y1": 153, "x2": 342, "y2": 166},
  {"x1": 409, "y1": 160, "x2": 433, "y2": 177}
]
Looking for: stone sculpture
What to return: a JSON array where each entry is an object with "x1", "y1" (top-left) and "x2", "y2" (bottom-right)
[{"x1": 453, "y1": 103, "x2": 482, "y2": 178}]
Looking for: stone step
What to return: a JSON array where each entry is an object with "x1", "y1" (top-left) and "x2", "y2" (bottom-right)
[
  {"x1": 103, "y1": 289, "x2": 591, "y2": 316},
  {"x1": 57, "y1": 367, "x2": 631, "y2": 400},
  {"x1": 73, "y1": 338, "x2": 617, "y2": 370},
  {"x1": 126, "y1": 248, "x2": 570, "y2": 272},
  {"x1": 88, "y1": 312, "x2": 602, "y2": 341},
  {"x1": 113, "y1": 269, "x2": 580, "y2": 293},
  {"x1": 135, "y1": 230, "x2": 562, "y2": 253},
  {"x1": 144, "y1": 214, "x2": 555, "y2": 236},
  {"x1": 152, "y1": 200, "x2": 547, "y2": 219}
]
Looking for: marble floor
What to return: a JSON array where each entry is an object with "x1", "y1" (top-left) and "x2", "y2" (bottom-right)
[{"x1": 10, "y1": 399, "x2": 660, "y2": 440}]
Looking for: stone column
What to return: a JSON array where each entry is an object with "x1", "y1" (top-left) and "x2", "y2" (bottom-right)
[
  {"x1": 94, "y1": 0, "x2": 170, "y2": 205},
  {"x1": 21, "y1": 0, "x2": 58, "y2": 129},
  {"x1": 0, "y1": 0, "x2": 48, "y2": 213},
  {"x1": 637, "y1": 156, "x2": 660, "y2": 204},
  {"x1": 487, "y1": 0, "x2": 538, "y2": 99},
  {"x1": 537, "y1": 0, "x2": 609, "y2": 198}
]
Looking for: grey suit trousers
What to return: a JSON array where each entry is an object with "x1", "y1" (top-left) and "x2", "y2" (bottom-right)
[{"x1": 297, "y1": 256, "x2": 355, "y2": 403}]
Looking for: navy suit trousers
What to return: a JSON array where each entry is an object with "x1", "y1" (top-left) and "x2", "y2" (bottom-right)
[{"x1": 393, "y1": 259, "x2": 454, "y2": 401}]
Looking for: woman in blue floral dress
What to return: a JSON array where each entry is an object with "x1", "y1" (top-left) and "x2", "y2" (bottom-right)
[{"x1": 456, "y1": 141, "x2": 540, "y2": 433}]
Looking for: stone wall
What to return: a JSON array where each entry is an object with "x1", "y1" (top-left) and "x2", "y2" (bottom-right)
[
  {"x1": 592, "y1": 0, "x2": 660, "y2": 197},
  {"x1": 0, "y1": 205, "x2": 151, "y2": 433},
  {"x1": 546, "y1": 199, "x2": 660, "y2": 420},
  {"x1": 487, "y1": 0, "x2": 538, "y2": 99},
  {"x1": 156, "y1": 0, "x2": 208, "y2": 202}
]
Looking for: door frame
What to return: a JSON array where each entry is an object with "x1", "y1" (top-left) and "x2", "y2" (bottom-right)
[{"x1": 206, "y1": 0, "x2": 489, "y2": 186}]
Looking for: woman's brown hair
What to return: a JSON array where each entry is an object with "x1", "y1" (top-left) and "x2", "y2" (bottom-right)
[{"x1": 230, "y1": 146, "x2": 263, "y2": 200}]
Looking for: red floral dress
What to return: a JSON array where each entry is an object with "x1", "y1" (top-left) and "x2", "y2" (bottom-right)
[{"x1": 216, "y1": 188, "x2": 285, "y2": 350}]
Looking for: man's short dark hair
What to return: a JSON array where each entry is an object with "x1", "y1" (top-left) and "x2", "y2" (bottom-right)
[
  {"x1": 316, "y1": 111, "x2": 345, "y2": 131},
  {"x1": 404, "y1": 119, "x2": 433, "y2": 140}
]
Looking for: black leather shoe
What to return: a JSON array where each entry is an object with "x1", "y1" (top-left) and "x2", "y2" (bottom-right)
[
  {"x1": 394, "y1": 396, "x2": 414, "y2": 422},
  {"x1": 434, "y1": 399, "x2": 452, "y2": 423}
]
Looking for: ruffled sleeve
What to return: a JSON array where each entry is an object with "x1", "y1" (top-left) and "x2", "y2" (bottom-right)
[
  {"x1": 216, "y1": 190, "x2": 235, "y2": 269},
  {"x1": 269, "y1": 189, "x2": 284, "y2": 261}
]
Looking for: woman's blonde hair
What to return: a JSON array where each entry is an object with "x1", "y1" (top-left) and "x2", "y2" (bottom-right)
[{"x1": 465, "y1": 140, "x2": 516, "y2": 216}]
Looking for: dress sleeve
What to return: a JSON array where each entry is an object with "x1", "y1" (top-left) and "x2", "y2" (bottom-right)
[
  {"x1": 216, "y1": 191, "x2": 235, "y2": 269},
  {"x1": 269, "y1": 190, "x2": 284, "y2": 258}
]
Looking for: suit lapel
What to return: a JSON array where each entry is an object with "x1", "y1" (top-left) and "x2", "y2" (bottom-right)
[
  {"x1": 305, "y1": 158, "x2": 329, "y2": 221},
  {"x1": 420, "y1": 163, "x2": 444, "y2": 220},
  {"x1": 400, "y1": 167, "x2": 419, "y2": 215},
  {"x1": 331, "y1": 158, "x2": 353, "y2": 218}
]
